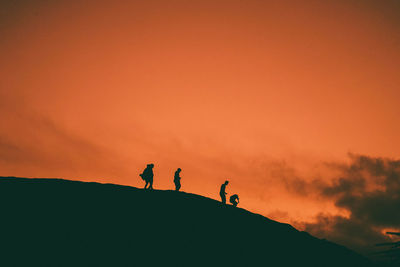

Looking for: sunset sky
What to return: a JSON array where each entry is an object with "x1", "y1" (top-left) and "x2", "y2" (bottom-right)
[{"x1": 1, "y1": 0, "x2": 400, "y2": 254}]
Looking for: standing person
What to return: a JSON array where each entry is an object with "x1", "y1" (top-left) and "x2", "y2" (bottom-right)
[
  {"x1": 229, "y1": 194, "x2": 239, "y2": 207},
  {"x1": 140, "y1": 163, "x2": 154, "y2": 189},
  {"x1": 174, "y1": 168, "x2": 182, "y2": 191},
  {"x1": 219, "y1": 180, "x2": 229, "y2": 204}
]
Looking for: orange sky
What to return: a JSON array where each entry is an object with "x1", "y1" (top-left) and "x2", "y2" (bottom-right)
[{"x1": 1, "y1": 0, "x2": 400, "y2": 237}]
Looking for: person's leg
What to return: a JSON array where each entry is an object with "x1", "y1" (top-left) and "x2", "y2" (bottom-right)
[
  {"x1": 149, "y1": 179, "x2": 153, "y2": 189},
  {"x1": 221, "y1": 194, "x2": 226, "y2": 204},
  {"x1": 144, "y1": 181, "x2": 149, "y2": 189},
  {"x1": 177, "y1": 182, "x2": 181, "y2": 191}
]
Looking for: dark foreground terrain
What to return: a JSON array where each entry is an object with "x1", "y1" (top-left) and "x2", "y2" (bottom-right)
[{"x1": 0, "y1": 177, "x2": 372, "y2": 266}]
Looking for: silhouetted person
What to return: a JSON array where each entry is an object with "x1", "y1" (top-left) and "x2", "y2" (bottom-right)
[
  {"x1": 229, "y1": 194, "x2": 239, "y2": 207},
  {"x1": 140, "y1": 163, "x2": 154, "y2": 189},
  {"x1": 174, "y1": 168, "x2": 182, "y2": 191},
  {"x1": 219, "y1": 180, "x2": 229, "y2": 204}
]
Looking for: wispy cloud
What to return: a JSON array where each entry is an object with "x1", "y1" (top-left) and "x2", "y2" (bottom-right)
[{"x1": 0, "y1": 93, "x2": 126, "y2": 180}]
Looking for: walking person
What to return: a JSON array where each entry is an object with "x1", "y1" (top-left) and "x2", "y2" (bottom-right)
[
  {"x1": 174, "y1": 168, "x2": 182, "y2": 191},
  {"x1": 219, "y1": 180, "x2": 229, "y2": 204},
  {"x1": 140, "y1": 163, "x2": 154, "y2": 189}
]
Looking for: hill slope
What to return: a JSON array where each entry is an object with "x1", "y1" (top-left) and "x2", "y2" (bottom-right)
[{"x1": 0, "y1": 177, "x2": 372, "y2": 266}]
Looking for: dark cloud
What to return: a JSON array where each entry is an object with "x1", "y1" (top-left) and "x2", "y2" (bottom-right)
[
  {"x1": 297, "y1": 154, "x2": 400, "y2": 255},
  {"x1": 320, "y1": 154, "x2": 400, "y2": 227},
  {"x1": 301, "y1": 214, "x2": 387, "y2": 254}
]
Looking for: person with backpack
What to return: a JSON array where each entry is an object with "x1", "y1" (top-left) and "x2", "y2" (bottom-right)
[
  {"x1": 174, "y1": 168, "x2": 182, "y2": 191},
  {"x1": 140, "y1": 163, "x2": 154, "y2": 189}
]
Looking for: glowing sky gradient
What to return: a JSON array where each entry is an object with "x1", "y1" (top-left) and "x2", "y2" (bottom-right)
[{"x1": 1, "y1": 0, "x2": 400, "y2": 253}]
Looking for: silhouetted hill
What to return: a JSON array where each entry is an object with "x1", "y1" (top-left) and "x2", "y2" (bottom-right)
[{"x1": 0, "y1": 177, "x2": 372, "y2": 266}]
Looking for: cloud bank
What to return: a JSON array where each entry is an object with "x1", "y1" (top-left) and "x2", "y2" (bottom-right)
[{"x1": 291, "y1": 154, "x2": 400, "y2": 254}]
